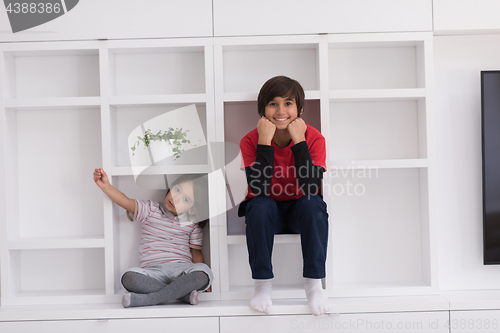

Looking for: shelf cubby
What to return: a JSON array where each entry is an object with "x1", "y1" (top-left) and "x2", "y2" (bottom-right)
[
  {"x1": 223, "y1": 99, "x2": 322, "y2": 237},
  {"x1": 328, "y1": 42, "x2": 424, "y2": 90},
  {"x1": 3, "y1": 50, "x2": 100, "y2": 99},
  {"x1": 329, "y1": 168, "x2": 435, "y2": 296},
  {"x1": 329, "y1": 100, "x2": 427, "y2": 161},
  {"x1": 3, "y1": 107, "x2": 103, "y2": 242},
  {"x1": 4, "y1": 248, "x2": 105, "y2": 305},
  {"x1": 108, "y1": 47, "x2": 206, "y2": 96},
  {"x1": 110, "y1": 175, "x2": 215, "y2": 300},
  {"x1": 217, "y1": 39, "x2": 328, "y2": 300},
  {"x1": 222, "y1": 44, "x2": 319, "y2": 94},
  {"x1": 109, "y1": 103, "x2": 208, "y2": 169}
]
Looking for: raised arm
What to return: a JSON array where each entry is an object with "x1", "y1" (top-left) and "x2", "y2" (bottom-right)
[{"x1": 93, "y1": 168, "x2": 135, "y2": 213}]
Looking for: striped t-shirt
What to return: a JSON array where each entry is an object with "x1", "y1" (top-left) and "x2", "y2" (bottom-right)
[{"x1": 131, "y1": 200, "x2": 203, "y2": 268}]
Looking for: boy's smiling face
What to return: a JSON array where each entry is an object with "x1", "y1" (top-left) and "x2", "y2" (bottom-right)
[
  {"x1": 164, "y1": 181, "x2": 195, "y2": 216},
  {"x1": 264, "y1": 96, "x2": 303, "y2": 130}
]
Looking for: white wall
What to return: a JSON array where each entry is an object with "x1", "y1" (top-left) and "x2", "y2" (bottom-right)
[
  {"x1": 434, "y1": 34, "x2": 500, "y2": 290},
  {"x1": 434, "y1": 0, "x2": 500, "y2": 32}
]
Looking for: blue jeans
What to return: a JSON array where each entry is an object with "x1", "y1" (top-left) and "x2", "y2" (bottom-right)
[{"x1": 240, "y1": 195, "x2": 329, "y2": 280}]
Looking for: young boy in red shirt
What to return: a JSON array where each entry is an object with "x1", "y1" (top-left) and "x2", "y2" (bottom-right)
[{"x1": 239, "y1": 76, "x2": 331, "y2": 316}]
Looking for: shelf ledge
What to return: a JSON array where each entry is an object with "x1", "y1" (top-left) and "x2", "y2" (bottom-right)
[
  {"x1": 8, "y1": 237, "x2": 105, "y2": 250},
  {"x1": 0, "y1": 294, "x2": 451, "y2": 322},
  {"x1": 227, "y1": 234, "x2": 300, "y2": 245},
  {"x1": 441, "y1": 290, "x2": 500, "y2": 311},
  {"x1": 330, "y1": 88, "x2": 426, "y2": 101},
  {"x1": 109, "y1": 94, "x2": 206, "y2": 106},
  {"x1": 4, "y1": 97, "x2": 101, "y2": 109},
  {"x1": 223, "y1": 90, "x2": 320, "y2": 102},
  {"x1": 111, "y1": 165, "x2": 211, "y2": 176},
  {"x1": 330, "y1": 159, "x2": 428, "y2": 169}
]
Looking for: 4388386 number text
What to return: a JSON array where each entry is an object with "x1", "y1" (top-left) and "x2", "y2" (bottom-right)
[{"x1": 6, "y1": 2, "x2": 62, "y2": 14}]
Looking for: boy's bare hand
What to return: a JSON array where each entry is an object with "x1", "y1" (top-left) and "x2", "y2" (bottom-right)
[
  {"x1": 94, "y1": 168, "x2": 109, "y2": 190},
  {"x1": 257, "y1": 116, "x2": 276, "y2": 146},
  {"x1": 287, "y1": 117, "x2": 307, "y2": 144}
]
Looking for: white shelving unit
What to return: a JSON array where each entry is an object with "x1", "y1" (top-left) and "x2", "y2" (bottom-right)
[
  {"x1": 214, "y1": 32, "x2": 437, "y2": 300},
  {"x1": 0, "y1": 39, "x2": 219, "y2": 306},
  {"x1": 0, "y1": 32, "x2": 437, "y2": 306},
  {"x1": 326, "y1": 33, "x2": 437, "y2": 297}
]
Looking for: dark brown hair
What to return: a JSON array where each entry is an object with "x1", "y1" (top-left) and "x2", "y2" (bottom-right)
[
  {"x1": 168, "y1": 174, "x2": 209, "y2": 228},
  {"x1": 257, "y1": 76, "x2": 305, "y2": 117}
]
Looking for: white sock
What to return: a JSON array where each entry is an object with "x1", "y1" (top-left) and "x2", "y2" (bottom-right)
[
  {"x1": 187, "y1": 290, "x2": 199, "y2": 305},
  {"x1": 122, "y1": 293, "x2": 131, "y2": 308},
  {"x1": 304, "y1": 278, "x2": 332, "y2": 316},
  {"x1": 250, "y1": 279, "x2": 272, "y2": 314}
]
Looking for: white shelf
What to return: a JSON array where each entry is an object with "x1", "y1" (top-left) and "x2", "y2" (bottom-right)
[
  {"x1": 330, "y1": 88, "x2": 426, "y2": 101},
  {"x1": 2, "y1": 290, "x2": 109, "y2": 306},
  {"x1": 333, "y1": 281, "x2": 437, "y2": 296},
  {"x1": 4, "y1": 97, "x2": 101, "y2": 109},
  {"x1": 441, "y1": 290, "x2": 500, "y2": 311},
  {"x1": 0, "y1": 295, "x2": 452, "y2": 322},
  {"x1": 227, "y1": 234, "x2": 300, "y2": 245},
  {"x1": 224, "y1": 285, "x2": 307, "y2": 301},
  {"x1": 109, "y1": 94, "x2": 206, "y2": 106},
  {"x1": 7, "y1": 237, "x2": 105, "y2": 250},
  {"x1": 111, "y1": 165, "x2": 211, "y2": 176},
  {"x1": 228, "y1": 284, "x2": 305, "y2": 292},
  {"x1": 330, "y1": 159, "x2": 428, "y2": 169},
  {"x1": 10, "y1": 289, "x2": 107, "y2": 298},
  {"x1": 223, "y1": 90, "x2": 321, "y2": 102}
]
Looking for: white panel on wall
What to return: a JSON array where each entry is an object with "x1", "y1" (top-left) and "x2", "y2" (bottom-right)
[
  {"x1": 221, "y1": 312, "x2": 449, "y2": 333},
  {"x1": 0, "y1": 0, "x2": 213, "y2": 42},
  {"x1": 213, "y1": 0, "x2": 433, "y2": 37},
  {"x1": 0, "y1": 317, "x2": 220, "y2": 333},
  {"x1": 434, "y1": 0, "x2": 500, "y2": 32},
  {"x1": 434, "y1": 34, "x2": 500, "y2": 290}
]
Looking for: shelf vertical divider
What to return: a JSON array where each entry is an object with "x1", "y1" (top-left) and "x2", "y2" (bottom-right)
[
  {"x1": 419, "y1": 38, "x2": 439, "y2": 290},
  {"x1": 317, "y1": 41, "x2": 334, "y2": 295},
  {"x1": 99, "y1": 47, "x2": 115, "y2": 297},
  {"x1": 213, "y1": 44, "x2": 230, "y2": 297},
  {"x1": 0, "y1": 51, "x2": 11, "y2": 302},
  {"x1": 204, "y1": 43, "x2": 220, "y2": 300}
]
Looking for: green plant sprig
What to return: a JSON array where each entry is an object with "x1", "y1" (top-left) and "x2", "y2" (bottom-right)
[{"x1": 131, "y1": 127, "x2": 194, "y2": 160}]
